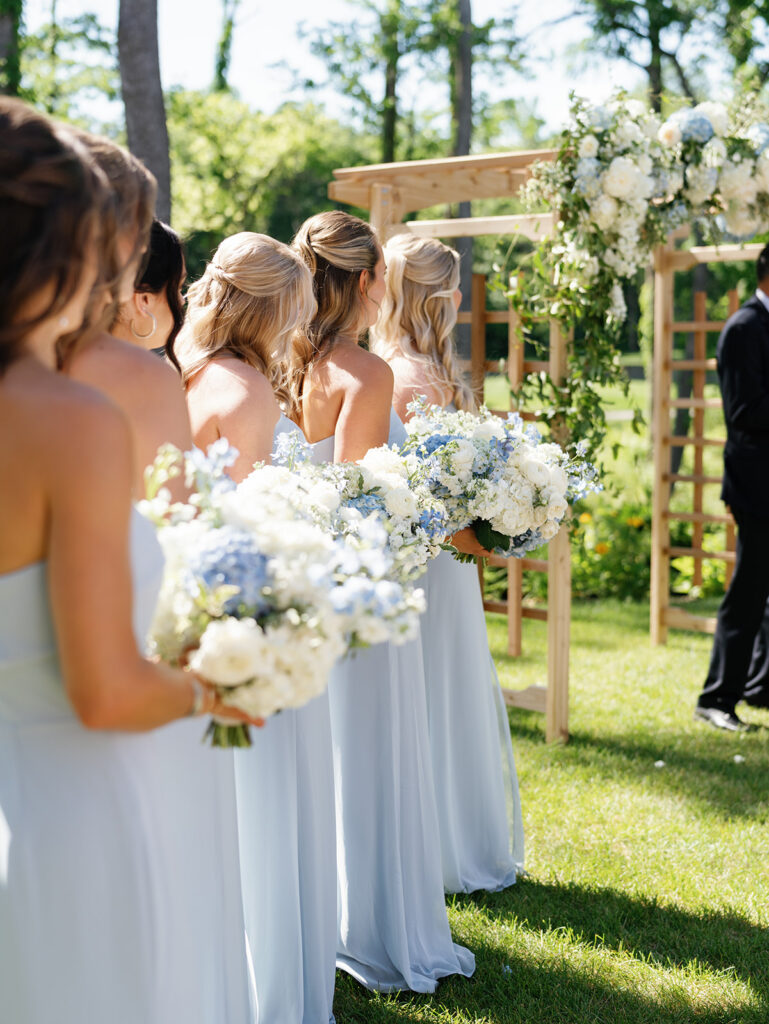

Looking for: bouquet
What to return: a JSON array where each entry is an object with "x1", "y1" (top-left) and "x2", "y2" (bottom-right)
[
  {"x1": 272, "y1": 432, "x2": 449, "y2": 583},
  {"x1": 401, "y1": 398, "x2": 600, "y2": 558}
]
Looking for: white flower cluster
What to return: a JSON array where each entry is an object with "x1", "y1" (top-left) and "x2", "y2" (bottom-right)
[
  {"x1": 402, "y1": 399, "x2": 599, "y2": 558},
  {"x1": 140, "y1": 441, "x2": 424, "y2": 745},
  {"x1": 526, "y1": 93, "x2": 769, "y2": 331}
]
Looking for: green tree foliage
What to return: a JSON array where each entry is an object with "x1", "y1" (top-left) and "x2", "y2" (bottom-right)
[
  {"x1": 167, "y1": 90, "x2": 376, "y2": 275},
  {"x1": 305, "y1": 0, "x2": 423, "y2": 162},
  {"x1": 576, "y1": 0, "x2": 707, "y2": 109},
  {"x1": 20, "y1": 8, "x2": 119, "y2": 126},
  {"x1": 0, "y1": 0, "x2": 23, "y2": 95}
]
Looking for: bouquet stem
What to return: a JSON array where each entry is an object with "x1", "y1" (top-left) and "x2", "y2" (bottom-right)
[{"x1": 204, "y1": 721, "x2": 253, "y2": 748}]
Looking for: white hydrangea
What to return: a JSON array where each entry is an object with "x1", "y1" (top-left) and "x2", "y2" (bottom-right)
[
  {"x1": 702, "y1": 137, "x2": 727, "y2": 168},
  {"x1": 719, "y1": 160, "x2": 757, "y2": 203},
  {"x1": 694, "y1": 101, "x2": 729, "y2": 137},
  {"x1": 590, "y1": 193, "x2": 618, "y2": 230},
  {"x1": 602, "y1": 156, "x2": 643, "y2": 199},
  {"x1": 684, "y1": 164, "x2": 718, "y2": 206},
  {"x1": 756, "y1": 151, "x2": 769, "y2": 194},
  {"x1": 722, "y1": 201, "x2": 758, "y2": 238}
]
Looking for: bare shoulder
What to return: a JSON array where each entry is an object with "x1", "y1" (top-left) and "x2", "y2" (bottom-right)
[
  {"x1": 332, "y1": 345, "x2": 394, "y2": 390},
  {"x1": 197, "y1": 357, "x2": 276, "y2": 400},
  {"x1": 72, "y1": 335, "x2": 183, "y2": 404}
]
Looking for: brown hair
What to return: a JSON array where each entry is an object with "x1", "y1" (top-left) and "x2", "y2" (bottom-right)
[
  {"x1": 57, "y1": 129, "x2": 157, "y2": 367},
  {"x1": 371, "y1": 234, "x2": 475, "y2": 412},
  {"x1": 0, "y1": 99, "x2": 110, "y2": 375},
  {"x1": 175, "y1": 232, "x2": 316, "y2": 409},
  {"x1": 290, "y1": 211, "x2": 380, "y2": 410}
]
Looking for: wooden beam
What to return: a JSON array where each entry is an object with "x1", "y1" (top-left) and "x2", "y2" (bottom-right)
[
  {"x1": 651, "y1": 241, "x2": 673, "y2": 646},
  {"x1": 664, "y1": 608, "x2": 717, "y2": 634},
  {"x1": 331, "y1": 147, "x2": 557, "y2": 182},
  {"x1": 502, "y1": 685, "x2": 547, "y2": 713},
  {"x1": 470, "y1": 273, "x2": 486, "y2": 403},
  {"x1": 401, "y1": 213, "x2": 554, "y2": 241}
]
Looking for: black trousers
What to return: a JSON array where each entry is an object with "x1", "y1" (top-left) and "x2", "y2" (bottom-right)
[
  {"x1": 744, "y1": 599, "x2": 769, "y2": 703},
  {"x1": 698, "y1": 506, "x2": 769, "y2": 712}
]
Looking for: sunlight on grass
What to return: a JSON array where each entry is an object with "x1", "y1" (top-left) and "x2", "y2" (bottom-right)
[{"x1": 332, "y1": 601, "x2": 769, "y2": 1023}]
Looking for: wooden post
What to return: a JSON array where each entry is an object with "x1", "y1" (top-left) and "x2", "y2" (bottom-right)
[
  {"x1": 651, "y1": 242, "x2": 674, "y2": 645},
  {"x1": 507, "y1": 306, "x2": 524, "y2": 656},
  {"x1": 546, "y1": 320, "x2": 570, "y2": 743},
  {"x1": 470, "y1": 273, "x2": 486, "y2": 404},
  {"x1": 369, "y1": 183, "x2": 404, "y2": 242}
]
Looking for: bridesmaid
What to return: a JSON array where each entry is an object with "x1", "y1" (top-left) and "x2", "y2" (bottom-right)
[
  {"x1": 292, "y1": 210, "x2": 475, "y2": 993},
  {"x1": 59, "y1": 133, "x2": 254, "y2": 1021},
  {"x1": 110, "y1": 217, "x2": 186, "y2": 369},
  {"x1": 371, "y1": 232, "x2": 525, "y2": 893},
  {"x1": 177, "y1": 231, "x2": 339, "y2": 1024},
  {"x1": 0, "y1": 98, "x2": 249, "y2": 1024}
]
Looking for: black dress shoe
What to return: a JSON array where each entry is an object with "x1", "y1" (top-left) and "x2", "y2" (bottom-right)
[{"x1": 693, "y1": 706, "x2": 750, "y2": 732}]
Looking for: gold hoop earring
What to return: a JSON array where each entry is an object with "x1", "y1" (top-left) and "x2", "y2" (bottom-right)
[{"x1": 130, "y1": 311, "x2": 157, "y2": 340}]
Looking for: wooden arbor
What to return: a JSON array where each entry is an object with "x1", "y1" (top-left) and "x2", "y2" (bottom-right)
[
  {"x1": 650, "y1": 237, "x2": 763, "y2": 644},
  {"x1": 328, "y1": 150, "x2": 575, "y2": 743}
]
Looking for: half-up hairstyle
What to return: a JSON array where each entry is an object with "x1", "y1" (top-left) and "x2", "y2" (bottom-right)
[
  {"x1": 175, "y1": 232, "x2": 316, "y2": 410},
  {"x1": 0, "y1": 98, "x2": 110, "y2": 375},
  {"x1": 290, "y1": 210, "x2": 381, "y2": 408},
  {"x1": 56, "y1": 129, "x2": 157, "y2": 367},
  {"x1": 371, "y1": 233, "x2": 475, "y2": 412}
]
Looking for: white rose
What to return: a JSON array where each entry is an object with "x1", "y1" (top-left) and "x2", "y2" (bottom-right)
[
  {"x1": 472, "y1": 419, "x2": 506, "y2": 442},
  {"x1": 190, "y1": 617, "x2": 267, "y2": 687},
  {"x1": 307, "y1": 482, "x2": 341, "y2": 512},
  {"x1": 521, "y1": 459, "x2": 551, "y2": 488},
  {"x1": 578, "y1": 134, "x2": 599, "y2": 158},
  {"x1": 658, "y1": 120, "x2": 682, "y2": 147},
  {"x1": 590, "y1": 193, "x2": 618, "y2": 230},
  {"x1": 694, "y1": 101, "x2": 729, "y2": 137}
]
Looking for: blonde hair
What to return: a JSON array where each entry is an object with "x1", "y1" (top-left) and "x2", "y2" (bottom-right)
[
  {"x1": 290, "y1": 211, "x2": 380, "y2": 411},
  {"x1": 175, "y1": 232, "x2": 316, "y2": 409},
  {"x1": 371, "y1": 233, "x2": 475, "y2": 412}
]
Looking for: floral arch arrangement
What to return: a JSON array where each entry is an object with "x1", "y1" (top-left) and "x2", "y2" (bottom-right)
[{"x1": 511, "y1": 93, "x2": 769, "y2": 460}]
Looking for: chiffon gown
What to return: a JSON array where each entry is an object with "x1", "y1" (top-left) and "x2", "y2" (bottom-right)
[
  {"x1": 234, "y1": 412, "x2": 338, "y2": 1024},
  {"x1": 421, "y1": 551, "x2": 524, "y2": 892},
  {"x1": 307, "y1": 409, "x2": 475, "y2": 993}
]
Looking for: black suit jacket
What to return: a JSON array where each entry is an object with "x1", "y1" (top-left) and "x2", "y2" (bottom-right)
[{"x1": 717, "y1": 294, "x2": 769, "y2": 519}]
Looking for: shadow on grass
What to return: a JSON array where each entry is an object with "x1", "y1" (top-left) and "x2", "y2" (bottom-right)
[
  {"x1": 551, "y1": 725, "x2": 769, "y2": 819},
  {"x1": 333, "y1": 887, "x2": 768, "y2": 1022},
  {"x1": 463, "y1": 877, "x2": 768, "y2": 1000}
]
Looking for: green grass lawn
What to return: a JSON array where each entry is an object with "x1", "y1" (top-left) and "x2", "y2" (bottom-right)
[{"x1": 332, "y1": 600, "x2": 769, "y2": 1023}]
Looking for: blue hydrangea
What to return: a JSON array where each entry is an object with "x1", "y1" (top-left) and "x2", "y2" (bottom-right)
[
  {"x1": 348, "y1": 492, "x2": 386, "y2": 517},
  {"x1": 187, "y1": 525, "x2": 271, "y2": 615},
  {"x1": 418, "y1": 506, "x2": 448, "y2": 539},
  {"x1": 676, "y1": 111, "x2": 714, "y2": 145}
]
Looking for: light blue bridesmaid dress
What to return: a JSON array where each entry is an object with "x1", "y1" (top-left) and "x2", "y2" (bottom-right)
[
  {"x1": 234, "y1": 413, "x2": 337, "y2": 1024},
  {"x1": 307, "y1": 409, "x2": 475, "y2": 993},
  {"x1": 0, "y1": 509, "x2": 254, "y2": 1024},
  {"x1": 0, "y1": 511, "x2": 167, "y2": 1023},
  {"x1": 419, "y1": 403, "x2": 525, "y2": 893}
]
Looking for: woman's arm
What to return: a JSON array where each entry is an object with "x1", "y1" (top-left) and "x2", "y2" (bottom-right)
[{"x1": 47, "y1": 394, "x2": 253, "y2": 730}]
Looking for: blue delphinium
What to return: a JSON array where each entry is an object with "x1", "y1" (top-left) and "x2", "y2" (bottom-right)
[
  {"x1": 187, "y1": 525, "x2": 272, "y2": 616},
  {"x1": 272, "y1": 431, "x2": 312, "y2": 469}
]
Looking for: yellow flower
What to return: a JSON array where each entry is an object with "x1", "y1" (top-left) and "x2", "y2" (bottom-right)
[
  {"x1": 578, "y1": 512, "x2": 592, "y2": 524},
  {"x1": 595, "y1": 542, "x2": 610, "y2": 556},
  {"x1": 626, "y1": 516, "x2": 644, "y2": 529}
]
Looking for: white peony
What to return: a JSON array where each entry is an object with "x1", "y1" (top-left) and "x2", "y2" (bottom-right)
[
  {"x1": 578, "y1": 134, "x2": 599, "y2": 158},
  {"x1": 190, "y1": 617, "x2": 267, "y2": 687},
  {"x1": 694, "y1": 101, "x2": 729, "y2": 137},
  {"x1": 520, "y1": 458, "x2": 551, "y2": 488},
  {"x1": 602, "y1": 156, "x2": 642, "y2": 199},
  {"x1": 658, "y1": 119, "x2": 682, "y2": 147},
  {"x1": 472, "y1": 419, "x2": 507, "y2": 442}
]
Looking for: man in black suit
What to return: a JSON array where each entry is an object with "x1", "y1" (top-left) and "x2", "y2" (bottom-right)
[{"x1": 695, "y1": 244, "x2": 769, "y2": 730}]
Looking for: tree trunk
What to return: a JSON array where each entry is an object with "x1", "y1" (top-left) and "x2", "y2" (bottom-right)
[
  {"x1": 0, "y1": 0, "x2": 23, "y2": 96},
  {"x1": 381, "y1": 0, "x2": 400, "y2": 163},
  {"x1": 452, "y1": 0, "x2": 473, "y2": 361},
  {"x1": 647, "y1": 15, "x2": 663, "y2": 112},
  {"x1": 118, "y1": 0, "x2": 171, "y2": 223}
]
